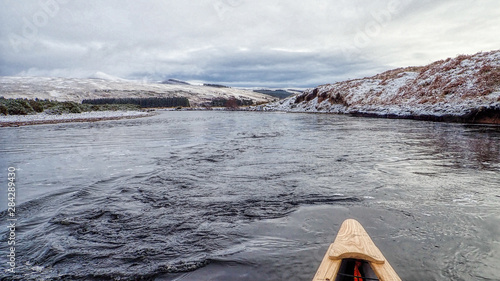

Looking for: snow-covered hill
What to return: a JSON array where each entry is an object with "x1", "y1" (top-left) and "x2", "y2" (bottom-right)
[
  {"x1": 0, "y1": 76, "x2": 276, "y2": 106},
  {"x1": 258, "y1": 50, "x2": 500, "y2": 124},
  {"x1": 88, "y1": 72, "x2": 129, "y2": 82}
]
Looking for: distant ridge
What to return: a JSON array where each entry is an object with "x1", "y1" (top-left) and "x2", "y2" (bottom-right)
[
  {"x1": 161, "y1": 78, "x2": 191, "y2": 85},
  {"x1": 0, "y1": 76, "x2": 276, "y2": 107},
  {"x1": 253, "y1": 89, "x2": 297, "y2": 99}
]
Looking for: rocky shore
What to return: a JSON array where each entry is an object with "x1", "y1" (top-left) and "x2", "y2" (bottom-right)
[
  {"x1": 255, "y1": 50, "x2": 500, "y2": 124},
  {"x1": 0, "y1": 110, "x2": 152, "y2": 127}
]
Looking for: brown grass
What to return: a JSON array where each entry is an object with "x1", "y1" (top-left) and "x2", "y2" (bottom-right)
[
  {"x1": 374, "y1": 66, "x2": 424, "y2": 85},
  {"x1": 295, "y1": 50, "x2": 500, "y2": 109},
  {"x1": 475, "y1": 65, "x2": 500, "y2": 95}
]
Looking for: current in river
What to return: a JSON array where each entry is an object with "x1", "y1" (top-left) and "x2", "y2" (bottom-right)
[{"x1": 0, "y1": 111, "x2": 499, "y2": 280}]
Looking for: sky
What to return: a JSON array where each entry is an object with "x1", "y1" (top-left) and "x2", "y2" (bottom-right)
[{"x1": 1, "y1": 0, "x2": 499, "y2": 88}]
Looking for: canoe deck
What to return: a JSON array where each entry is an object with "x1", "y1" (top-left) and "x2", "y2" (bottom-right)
[{"x1": 312, "y1": 219, "x2": 401, "y2": 281}]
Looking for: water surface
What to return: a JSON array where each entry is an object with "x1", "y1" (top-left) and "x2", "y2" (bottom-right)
[{"x1": 1, "y1": 111, "x2": 499, "y2": 280}]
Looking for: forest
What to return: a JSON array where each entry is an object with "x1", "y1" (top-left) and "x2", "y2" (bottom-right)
[{"x1": 82, "y1": 97, "x2": 190, "y2": 108}]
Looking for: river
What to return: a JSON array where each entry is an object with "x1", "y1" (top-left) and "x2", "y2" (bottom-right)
[{"x1": 1, "y1": 111, "x2": 499, "y2": 280}]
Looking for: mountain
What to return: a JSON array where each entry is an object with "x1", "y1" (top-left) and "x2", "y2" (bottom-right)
[
  {"x1": 0, "y1": 76, "x2": 276, "y2": 107},
  {"x1": 160, "y1": 78, "x2": 191, "y2": 85},
  {"x1": 257, "y1": 50, "x2": 500, "y2": 124}
]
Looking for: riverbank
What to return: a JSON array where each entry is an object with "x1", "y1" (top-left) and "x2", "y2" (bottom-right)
[
  {"x1": 0, "y1": 110, "x2": 153, "y2": 127},
  {"x1": 254, "y1": 50, "x2": 500, "y2": 125}
]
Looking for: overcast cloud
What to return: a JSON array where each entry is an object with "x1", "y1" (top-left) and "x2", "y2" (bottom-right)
[{"x1": 1, "y1": 0, "x2": 499, "y2": 88}]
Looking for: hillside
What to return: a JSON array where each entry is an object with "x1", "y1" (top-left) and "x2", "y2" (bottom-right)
[
  {"x1": 253, "y1": 89, "x2": 299, "y2": 99},
  {"x1": 0, "y1": 76, "x2": 275, "y2": 107},
  {"x1": 258, "y1": 50, "x2": 500, "y2": 124}
]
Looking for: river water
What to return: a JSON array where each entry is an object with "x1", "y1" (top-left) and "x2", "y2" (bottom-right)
[{"x1": 1, "y1": 111, "x2": 499, "y2": 281}]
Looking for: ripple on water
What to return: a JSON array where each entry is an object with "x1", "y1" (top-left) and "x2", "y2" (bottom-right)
[{"x1": 1, "y1": 111, "x2": 499, "y2": 281}]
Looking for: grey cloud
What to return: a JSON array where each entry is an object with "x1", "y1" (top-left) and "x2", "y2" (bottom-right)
[{"x1": 1, "y1": 0, "x2": 499, "y2": 87}]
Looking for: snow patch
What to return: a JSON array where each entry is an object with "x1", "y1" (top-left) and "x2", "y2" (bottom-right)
[
  {"x1": 0, "y1": 76, "x2": 277, "y2": 106},
  {"x1": 256, "y1": 50, "x2": 500, "y2": 123},
  {"x1": 89, "y1": 72, "x2": 128, "y2": 82}
]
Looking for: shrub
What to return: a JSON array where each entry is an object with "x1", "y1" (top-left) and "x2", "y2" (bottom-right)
[
  {"x1": 63, "y1": 101, "x2": 83, "y2": 113},
  {"x1": 7, "y1": 101, "x2": 31, "y2": 115},
  {"x1": 43, "y1": 101, "x2": 82, "y2": 114},
  {"x1": 0, "y1": 104, "x2": 7, "y2": 115},
  {"x1": 0, "y1": 99, "x2": 36, "y2": 115},
  {"x1": 0, "y1": 98, "x2": 142, "y2": 115},
  {"x1": 18, "y1": 99, "x2": 35, "y2": 113},
  {"x1": 28, "y1": 99, "x2": 44, "y2": 112}
]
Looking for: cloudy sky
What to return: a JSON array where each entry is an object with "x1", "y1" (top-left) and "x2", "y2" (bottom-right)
[{"x1": 1, "y1": 0, "x2": 499, "y2": 88}]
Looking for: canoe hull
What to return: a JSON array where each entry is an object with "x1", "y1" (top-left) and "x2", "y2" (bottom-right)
[{"x1": 312, "y1": 219, "x2": 401, "y2": 281}]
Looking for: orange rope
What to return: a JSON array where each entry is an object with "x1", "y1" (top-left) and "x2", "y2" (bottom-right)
[{"x1": 354, "y1": 260, "x2": 363, "y2": 281}]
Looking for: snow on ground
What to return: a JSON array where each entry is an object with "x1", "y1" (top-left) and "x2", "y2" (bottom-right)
[
  {"x1": 255, "y1": 50, "x2": 500, "y2": 123},
  {"x1": 0, "y1": 76, "x2": 276, "y2": 106},
  {"x1": 0, "y1": 110, "x2": 152, "y2": 127},
  {"x1": 88, "y1": 71, "x2": 129, "y2": 82}
]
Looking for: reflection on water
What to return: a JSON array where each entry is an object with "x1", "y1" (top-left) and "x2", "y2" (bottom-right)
[
  {"x1": 0, "y1": 111, "x2": 499, "y2": 281},
  {"x1": 419, "y1": 125, "x2": 500, "y2": 170}
]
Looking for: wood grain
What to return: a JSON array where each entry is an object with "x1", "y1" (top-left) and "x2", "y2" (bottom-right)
[{"x1": 312, "y1": 219, "x2": 401, "y2": 281}]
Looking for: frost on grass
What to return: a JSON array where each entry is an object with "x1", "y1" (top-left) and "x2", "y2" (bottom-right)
[
  {"x1": 0, "y1": 76, "x2": 275, "y2": 107},
  {"x1": 258, "y1": 50, "x2": 500, "y2": 124}
]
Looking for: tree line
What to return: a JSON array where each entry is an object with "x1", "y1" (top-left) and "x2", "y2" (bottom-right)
[
  {"x1": 82, "y1": 97, "x2": 190, "y2": 108},
  {"x1": 210, "y1": 98, "x2": 254, "y2": 108}
]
